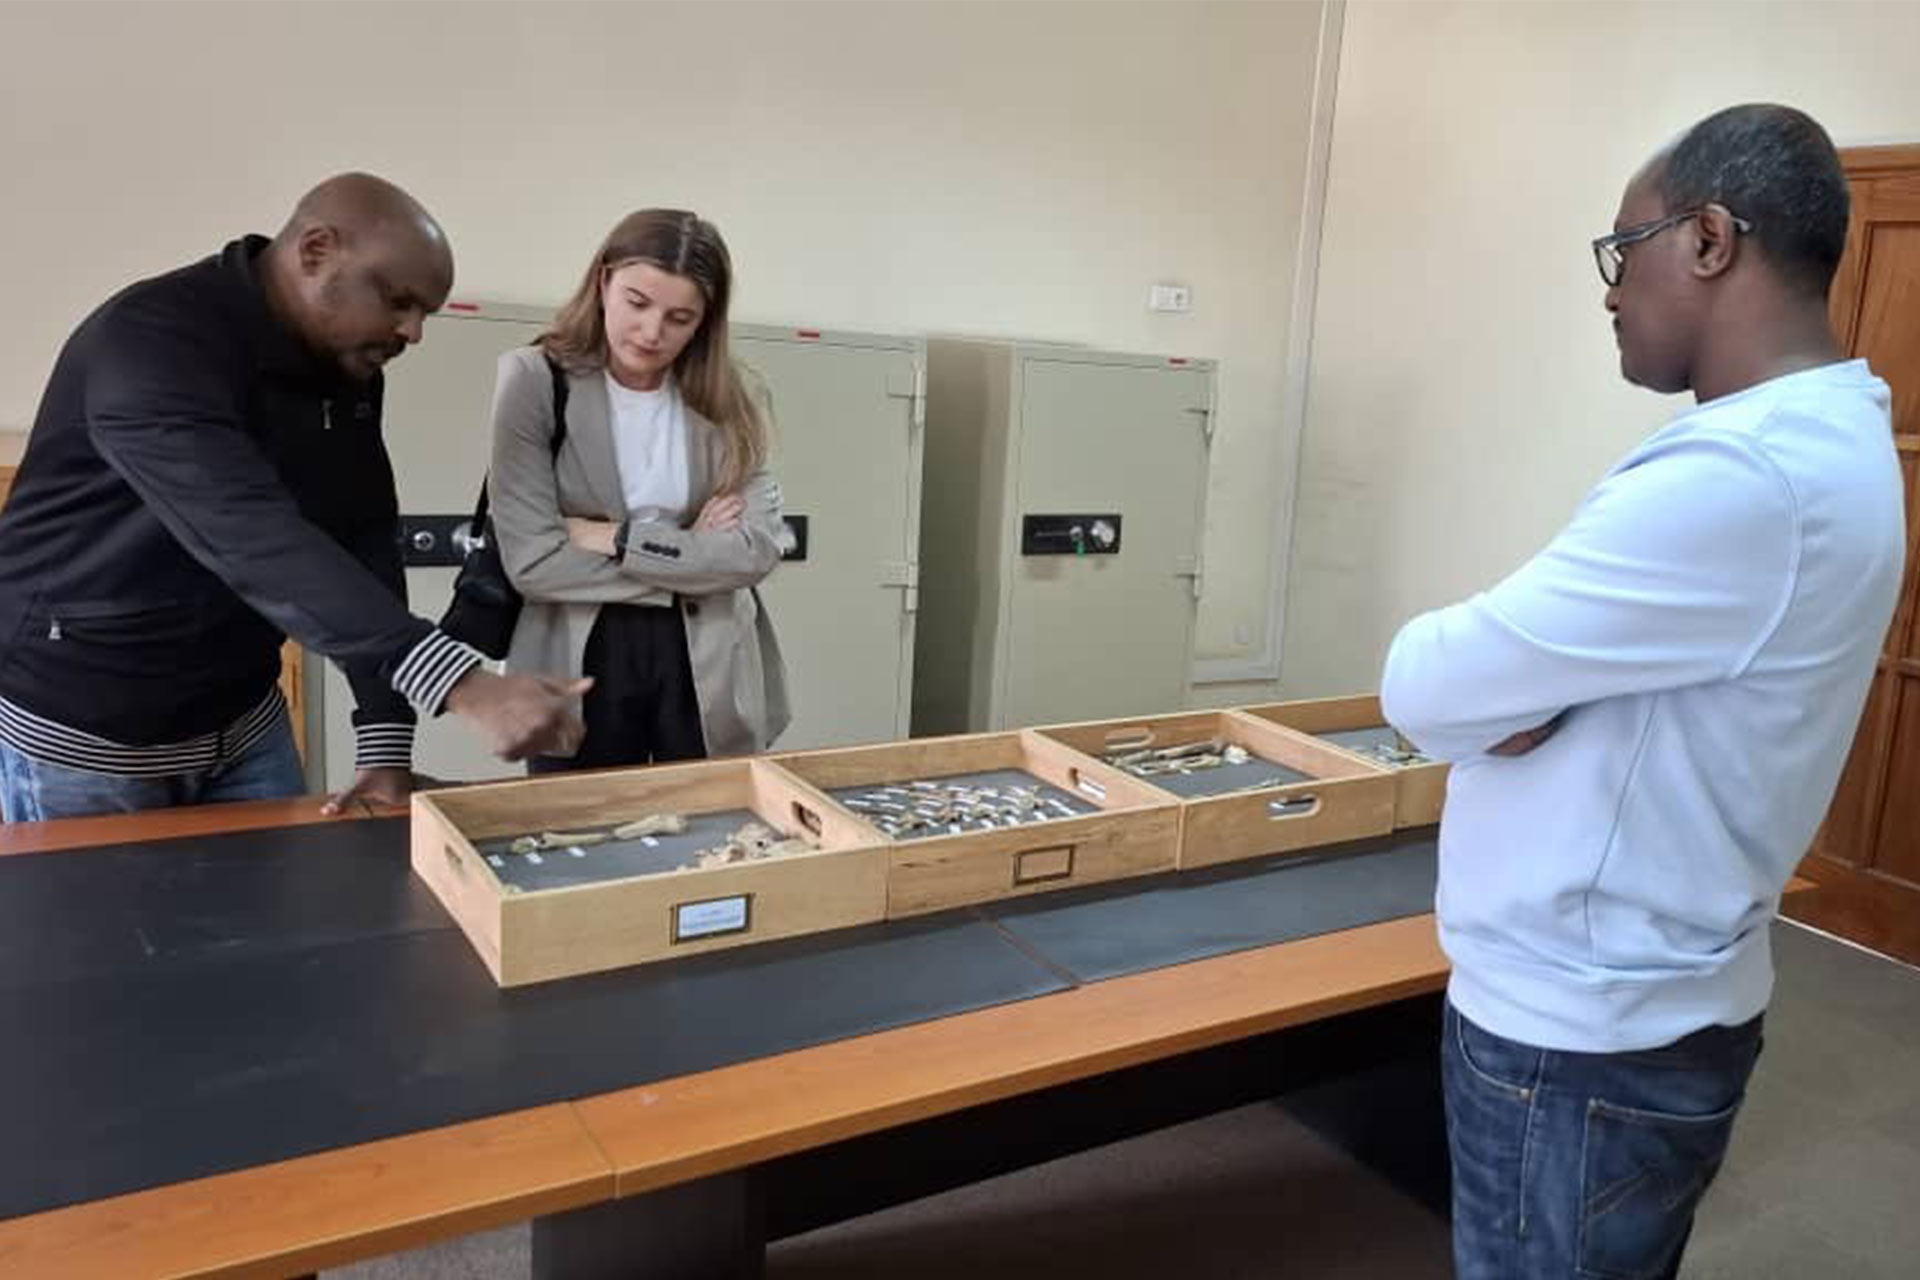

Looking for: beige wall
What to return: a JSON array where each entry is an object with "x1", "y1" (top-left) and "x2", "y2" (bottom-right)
[
  {"x1": 0, "y1": 0, "x2": 1329, "y2": 675},
  {"x1": 1281, "y1": 0, "x2": 1920, "y2": 696},
  {"x1": 27, "y1": 1, "x2": 1901, "y2": 706}
]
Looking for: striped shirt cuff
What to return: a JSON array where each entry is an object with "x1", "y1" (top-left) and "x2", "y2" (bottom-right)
[
  {"x1": 391, "y1": 630, "x2": 484, "y2": 717},
  {"x1": 353, "y1": 722, "x2": 416, "y2": 771}
]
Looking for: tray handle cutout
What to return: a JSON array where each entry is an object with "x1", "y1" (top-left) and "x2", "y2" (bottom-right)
[
  {"x1": 1102, "y1": 727, "x2": 1155, "y2": 752},
  {"x1": 1070, "y1": 769, "x2": 1107, "y2": 802},
  {"x1": 1013, "y1": 845, "x2": 1076, "y2": 886},
  {"x1": 1268, "y1": 794, "x2": 1321, "y2": 821},
  {"x1": 792, "y1": 800, "x2": 824, "y2": 837}
]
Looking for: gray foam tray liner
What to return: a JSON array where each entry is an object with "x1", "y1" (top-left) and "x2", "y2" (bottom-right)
[
  {"x1": 478, "y1": 808, "x2": 775, "y2": 893},
  {"x1": 829, "y1": 768, "x2": 1097, "y2": 840}
]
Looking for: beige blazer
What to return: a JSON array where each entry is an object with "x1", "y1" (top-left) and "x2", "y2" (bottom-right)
[{"x1": 487, "y1": 345, "x2": 790, "y2": 757}]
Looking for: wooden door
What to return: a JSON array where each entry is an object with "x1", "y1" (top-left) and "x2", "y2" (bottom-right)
[
  {"x1": 1789, "y1": 146, "x2": 1920, "y2": 963},
  {"x1": 278, "y1": 642, "x2": 305, "y2": 765}
]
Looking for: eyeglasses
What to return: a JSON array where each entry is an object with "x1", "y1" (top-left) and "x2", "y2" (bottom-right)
[{"x1": 1591, "y1": 206, "x2": 1754, "y2": 287}]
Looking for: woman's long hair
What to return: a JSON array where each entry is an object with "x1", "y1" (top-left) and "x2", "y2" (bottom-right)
[{"x1": 540, "y1": 209, "x2": 765, "y2": 491}]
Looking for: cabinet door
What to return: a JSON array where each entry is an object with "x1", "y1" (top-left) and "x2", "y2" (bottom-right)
[
  {"x1": 999, "y1": 357, "x2": 1210, "y2": 728},
  {"x1": 738, "y1": 333, "x2": 923, "y2": 749}
]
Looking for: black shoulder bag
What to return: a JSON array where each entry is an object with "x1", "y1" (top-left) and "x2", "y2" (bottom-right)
[{"x1": 439, "y1": 354, "x2": 569, "y2": 659}]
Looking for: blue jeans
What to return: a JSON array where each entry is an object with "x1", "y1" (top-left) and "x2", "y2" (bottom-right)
[
  {"x1": 1443, "y1": 999, "x2": 1763, "y2": 1280},
  {"x1": 0, "y1": 720, "x2": 306, "y2": 822}
]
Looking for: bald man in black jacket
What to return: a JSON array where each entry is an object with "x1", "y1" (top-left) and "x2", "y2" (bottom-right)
[{"x1": 0, "y1": 174, "x2": 585, "y2": 821}]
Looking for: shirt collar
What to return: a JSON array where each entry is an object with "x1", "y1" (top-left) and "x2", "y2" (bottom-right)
[{"x1": 223, "y1": 235, "x2": 346, "y2": 390}]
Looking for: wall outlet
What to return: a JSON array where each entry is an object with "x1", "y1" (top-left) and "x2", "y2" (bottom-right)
[{"x1": 1149, "y1": 283, "x2": 1191, "y2": 313}]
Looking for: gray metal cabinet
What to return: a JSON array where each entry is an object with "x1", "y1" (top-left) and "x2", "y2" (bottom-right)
[
  {"x1": 735, "y1": 327, "x2": 924, "y2": 750},
  {"x1": 912, "y1": 341, "x2": 1213, "y2": 735},
  {"x1": 318, "y1": 305, "x2": 924, "y2": 788}
]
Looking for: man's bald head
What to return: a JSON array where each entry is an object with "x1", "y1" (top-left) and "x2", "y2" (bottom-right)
[
  {"x1": 262, "y1": 173, "x2": 454, "y2": 382},
  {"x1": 277, "y1": 173, "x2": 451, "y2": 273}
]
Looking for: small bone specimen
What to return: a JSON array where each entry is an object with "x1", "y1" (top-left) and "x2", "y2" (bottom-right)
[
  {"x1": 509, "y1": 829, "x2": 613, "y2": 854},
  {"x1": 1102, "y1": 738, "x2": 1253, "y2": 778},
  {"x1": 613, "y1": 813, "x2": 690, "y2": 839},
  {"x1": 1346, "y1": 734, "x2": 1430, "y2": 767},
  {"x1": 503, "y1": 812, "x2": 688, "y2": 855},
  {"x1": 840, "y1": 779, "x2": 1077, "y2": 839},
  {"x1": 690, "y1": 821, "x2": 816, "y2": 869}
]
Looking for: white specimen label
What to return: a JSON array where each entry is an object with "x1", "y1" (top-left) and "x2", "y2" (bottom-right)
[{"x1": 675, "y1": 895, "x2": 750, "y2": 941}]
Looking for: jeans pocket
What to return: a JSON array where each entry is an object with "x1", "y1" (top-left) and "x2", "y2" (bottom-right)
[
  {"x1": 1452, "y1": 1005, "x2": 1544, "y2": 1100},
  {"x1": 1577, "y1": 1093, "x2": 1744, "y2": 1280}
]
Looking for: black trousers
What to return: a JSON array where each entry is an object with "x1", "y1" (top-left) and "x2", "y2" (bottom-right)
[{"x1": 530, "y1": 602, "x2": 706, "y2": 774}]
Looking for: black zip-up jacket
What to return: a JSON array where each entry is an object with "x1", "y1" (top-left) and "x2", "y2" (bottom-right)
[{"x1": 0, "y1": 237, "x2": 475, "y2": 765}]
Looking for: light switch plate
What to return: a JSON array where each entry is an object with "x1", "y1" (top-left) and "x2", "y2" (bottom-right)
[{"x1": 1149, "y1": 283, "x2": 1192, "y2": 313}]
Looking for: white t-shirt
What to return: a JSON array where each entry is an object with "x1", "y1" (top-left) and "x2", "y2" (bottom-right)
[{"x1": 604, "y1": 371, "x2": 692, "y2": 525}]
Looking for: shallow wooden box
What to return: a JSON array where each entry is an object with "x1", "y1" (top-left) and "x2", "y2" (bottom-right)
[
  {"x1": 1239, "y1": 695, "x2": 1449, "y2": 828},
  {"x1": 411, "y1": 759, "x2": 888, "y2": 987},
  {"x1": 773, "y1": 730, "x2": 1181, "y2": 917},
  {"x1": 1035, "y1": 709, "x2": 1397, "y2": 870}
]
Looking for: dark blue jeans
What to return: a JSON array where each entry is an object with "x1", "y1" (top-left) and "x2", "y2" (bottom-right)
[
  {"x1": 0, "y1": 720, "x2": 306, "y2": 822},
  {"x1": 1443, "y1": 999, "x2": 1763, "y2": 1280}
]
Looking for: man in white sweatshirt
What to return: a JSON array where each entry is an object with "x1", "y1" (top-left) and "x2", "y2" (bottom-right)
[{"x1": 1382, "y1": 104, "x2": 1905, "y2": 1279}]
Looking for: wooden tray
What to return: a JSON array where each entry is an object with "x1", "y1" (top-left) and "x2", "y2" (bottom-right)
[
  {"x1": 1036, "y1": 710, "x2": 1396, "y2": 869},
  {"x1": 773, "y1": 730, "x2": 1180, "y2": 916},
  {"x1": 411, "y1": 759, "x2": 886, "y2": 987},
  {"x1": 1238, "y1": 695, "x2": 1448, "y2": 828}
]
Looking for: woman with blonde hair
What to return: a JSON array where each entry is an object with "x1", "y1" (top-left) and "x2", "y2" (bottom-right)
[{"x1": 488, "y1": 209, "x2": 788, "y2": 771}]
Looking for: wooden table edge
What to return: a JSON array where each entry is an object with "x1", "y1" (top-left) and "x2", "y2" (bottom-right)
[
  {"x1": 0, "y1": 794, "x2": 380, "y2": 857},
  {"x1": 0, "y1": 808, "x2": 1824, "y2": 1274},
  {"x1": 0, "y1": 1103, "x2": 612, "y2": 1280},
  {"x1": 579, "y1": 877, "x2": 1825, "y2": 1197},
  {"x1": 577, "y1": 912, "x2": 1453, "y2": 1198}
]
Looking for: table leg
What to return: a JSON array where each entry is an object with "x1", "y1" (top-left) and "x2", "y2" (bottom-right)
[{"x1": 531, "y1": 1171, "x2": 764, "y2": 1280}]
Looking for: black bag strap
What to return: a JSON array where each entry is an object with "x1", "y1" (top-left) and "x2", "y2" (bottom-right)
[
  {"x1": 468, "y1": 351, "x2": 570, "y2": 532},
  {"x1": 546, "y1": 355, "x2": 570, "y2": 453}
]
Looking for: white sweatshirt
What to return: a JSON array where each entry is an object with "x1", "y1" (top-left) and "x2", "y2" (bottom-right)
[{"x1": 1383, "y1": 360, "x2": 1905, "y2": 1052}]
